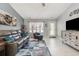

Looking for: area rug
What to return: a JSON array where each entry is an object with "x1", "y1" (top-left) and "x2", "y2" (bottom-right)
[{"x1": 16, "y1": 39, "x2": 51, "y2": 56}]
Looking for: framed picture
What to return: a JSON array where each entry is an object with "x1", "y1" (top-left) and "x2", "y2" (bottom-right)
[{"x1": 0, "y1": 13, "x2": 16, "y2": 26}]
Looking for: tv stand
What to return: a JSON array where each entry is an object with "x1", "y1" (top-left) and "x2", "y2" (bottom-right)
[{"x1": 62, "y1": 30, "x2": 79, "y2": 50}]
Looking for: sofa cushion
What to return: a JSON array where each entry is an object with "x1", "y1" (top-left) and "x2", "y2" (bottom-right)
[
  {"x1": 12, "y1": 33, "x2": 20, "y2": 40},
  {"x1": 14, "y1": 35, "x2": 20, "y2": 40},
  {"x1": 17, "y1": 38, "x2": 24, "y2": 45},
  {"x1": 17, "y1": 36, "x2": 29, "y2": 45},
  {"x1": 9, "y1": 35, "x2": 15, "y2": 41}
]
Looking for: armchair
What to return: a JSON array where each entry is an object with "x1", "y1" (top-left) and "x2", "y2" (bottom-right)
[{"x1": 33, "y1": 32, "x2": 43, "y2": 41}]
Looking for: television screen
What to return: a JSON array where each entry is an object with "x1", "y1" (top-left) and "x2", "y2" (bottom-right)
[{"x1": 66, "y1": 18, "x2": 79, "y2": 30}]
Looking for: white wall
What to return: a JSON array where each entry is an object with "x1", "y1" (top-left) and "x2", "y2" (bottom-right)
[{"x1": 57, "y1": 3, "x2": 79, "y2": 37}]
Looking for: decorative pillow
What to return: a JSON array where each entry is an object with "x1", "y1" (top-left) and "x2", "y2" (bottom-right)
[
  {"x1": 14, "y1": 36, "x2": 20, "y2": 39},
  {"x1": 18, "y1": 33, "x2": 21, "y2": 38},
  {"x1": 18, "y1": 30, "x2": 21, "y2": 33},
  {"x1": 4, "y1": 35, "x2": 13, "y2": 43},
  {"x1": 21, "y1": 32, "x2": 26, "y2": 37},
  {"x1": 9, "y1": 35, "x2": 15, "y2": 41},
  {"x1": 26, "y1": 32, "x2": 28, "y2": 36}
]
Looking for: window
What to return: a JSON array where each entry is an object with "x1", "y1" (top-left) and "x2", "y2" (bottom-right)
[{"x1": 29, "y1": 22, "x2": 44, "y2": 33}]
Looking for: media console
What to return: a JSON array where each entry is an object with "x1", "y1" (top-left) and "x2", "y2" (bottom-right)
[{"x1": 62, "y1": 30, "x2": 79, "y2": 50}]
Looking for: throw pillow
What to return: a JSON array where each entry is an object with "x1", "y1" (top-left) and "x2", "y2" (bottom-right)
[
  {"x1": 21, "y1": 32, "x2": 26, "y2": 37},
  {"x1": 4, "y1": 35, "x2": 13, "y2": 43}
]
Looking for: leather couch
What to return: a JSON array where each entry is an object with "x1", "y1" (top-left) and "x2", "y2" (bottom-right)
[
  {"x1": 0, "y1": 30, "x2": 29, "y2": 56},
  {"x1": 5, "y1": 36, "x2": 29, "y2": 56}
]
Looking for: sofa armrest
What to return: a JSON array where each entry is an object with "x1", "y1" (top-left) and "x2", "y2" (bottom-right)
[{"x1": 5, "y1": 42, "x2": 17, "y2": 56}]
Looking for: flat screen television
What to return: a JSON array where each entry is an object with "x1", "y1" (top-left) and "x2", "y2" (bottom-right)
[{"x1": 66, "y1": 18, "x2": 79, "y2": 31}]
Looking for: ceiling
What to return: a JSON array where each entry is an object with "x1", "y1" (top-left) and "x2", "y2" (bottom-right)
[{"x1": 10, "y1": 3, "x2": 71, "y2": 20}]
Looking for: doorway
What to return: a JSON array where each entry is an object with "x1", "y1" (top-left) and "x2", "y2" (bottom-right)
[
  {"x1": 29, "y1": 22, "x2": 44, "y2": 38},
  {"x1": 49, "y1": 22, "x2": 56, "y2": 38}
]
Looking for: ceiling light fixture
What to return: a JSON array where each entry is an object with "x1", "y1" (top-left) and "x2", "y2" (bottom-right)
[{"x1": 42, "y1": 3, "x2": 46, "y2": 7}]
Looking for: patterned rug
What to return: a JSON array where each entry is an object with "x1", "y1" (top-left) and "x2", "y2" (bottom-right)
[{"x1": 16, "y1": 38, "x2": 51, "y2": 56}]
